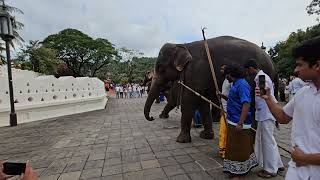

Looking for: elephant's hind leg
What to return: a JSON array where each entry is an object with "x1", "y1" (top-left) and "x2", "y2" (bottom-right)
[{"x1": 199, "y1": 103, "x2": 214, "y2": 139}]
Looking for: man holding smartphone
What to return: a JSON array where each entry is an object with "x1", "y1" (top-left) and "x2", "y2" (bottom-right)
[
  {"x1": 256, "y1": 36, "x2": 320, "y2": 179},
  {"x1": 244, "y1": 60, "x2": 284, "y2": 178},
  {"x1": 0, "y1": 161, "x2": 38, "y2": 180}
]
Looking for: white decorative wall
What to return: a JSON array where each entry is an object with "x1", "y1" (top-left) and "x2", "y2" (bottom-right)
[{"x1": 0, "y1": 66, "x2": 108, "y2": 127}]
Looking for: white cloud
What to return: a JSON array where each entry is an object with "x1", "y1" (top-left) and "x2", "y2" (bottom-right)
[{"x1": 8, "y1": 0, "x2": 318, "y2": 56}]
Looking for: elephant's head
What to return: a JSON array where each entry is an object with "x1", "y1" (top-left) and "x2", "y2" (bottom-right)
[{"x1": 144, "y1": 43, "x2": 192, "y2": 121}]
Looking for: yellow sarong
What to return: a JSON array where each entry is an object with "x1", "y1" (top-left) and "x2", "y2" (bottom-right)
[{"x1": 219, "y1": 112, "x2": 227, "y2": 158}]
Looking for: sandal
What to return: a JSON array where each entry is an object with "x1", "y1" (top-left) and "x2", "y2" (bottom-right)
[
  {"x1": 257, "y1": 170, "x2": 277, "y2": 178},
  {"x1": 278, "y1": 167, "x2": 285, "y2": 172}
]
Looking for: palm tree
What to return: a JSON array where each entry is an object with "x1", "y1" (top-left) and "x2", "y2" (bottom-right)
[{"x1": 0, "y1": 0, "x2": 24, "y2": 63}]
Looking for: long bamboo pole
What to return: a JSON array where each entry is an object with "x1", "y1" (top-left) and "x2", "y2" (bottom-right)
[{"x1": 201, "y1": 28, "x2": 228, "y2": 126}]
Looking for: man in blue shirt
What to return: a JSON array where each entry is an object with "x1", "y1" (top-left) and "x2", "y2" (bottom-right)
[{"x1": 219, "y1": 64, "x2": 257, "y2": 179}]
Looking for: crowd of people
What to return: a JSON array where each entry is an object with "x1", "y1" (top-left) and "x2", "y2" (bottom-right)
[
  {"x1": 114, "y1": 83, "x2": 148, "y2": 99},
  {"x1": 218, "y1": 36, "x2": 320, "y2": 180},
  {"x1": 279, "y1": 74, "x2": 306, "y2": 102}
]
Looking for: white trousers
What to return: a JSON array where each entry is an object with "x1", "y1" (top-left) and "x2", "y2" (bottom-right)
[{"x1": 255, "y1": 120, "x2": 284, "y2": 173}]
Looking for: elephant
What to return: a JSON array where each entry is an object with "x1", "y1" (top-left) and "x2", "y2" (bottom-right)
[
  {"x1": 142, "y1": 70, "x2": 179, "y2": 118},
  {"x1": 144, "y1": 36, "x2": 277, "y2": 143}
]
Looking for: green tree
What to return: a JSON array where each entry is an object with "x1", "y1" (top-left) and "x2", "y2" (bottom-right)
[
  {"x1": 307, "y1": 0, "x2": 320, "y2": 21},
  {"x1": 87, "y1": 38, "x2": 118, "y2": 77},
  {"x1": 42, "y1": 29, "x2": 117, "y2": 77},
  {"x1": 16, "y1": 40, "x2": 62, "y2": 75},
  {"x1": 269, "y1": 24, "x2": 320, "y2": 77},
  {"x1": 97, "y1": 56, "x2": 156, "y2": 83},
  {"x1": 0, "y1": 0, "x2": 24, "y2": 62},
  {"x1": 0, "y1": 0, "x2": 24, "y2": 45}
]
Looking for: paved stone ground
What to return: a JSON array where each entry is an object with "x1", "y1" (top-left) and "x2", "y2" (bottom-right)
[{"x1": 0, "y1": 95, "x2": 292, "y2": 180}]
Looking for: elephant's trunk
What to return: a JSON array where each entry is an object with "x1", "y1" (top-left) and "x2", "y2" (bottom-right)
[{"x1": 144, "y1": 79, "x2": 161, "y2": 121}]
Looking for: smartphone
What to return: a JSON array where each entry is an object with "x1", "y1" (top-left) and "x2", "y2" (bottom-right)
[
  {"x1": 3, "y1": 162, "x2": 26, "y2": 175},
  {"x1": 258, "y1": 75, "x2": 266, "y2": 95}
]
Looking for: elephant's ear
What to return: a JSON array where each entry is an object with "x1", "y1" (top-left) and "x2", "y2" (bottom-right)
[{"x1": 174, "y1": 45, "x2": 192, "y2": 71}]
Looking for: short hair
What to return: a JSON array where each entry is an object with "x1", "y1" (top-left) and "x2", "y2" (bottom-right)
[
  {"x1": 292, "y1": 35, "x2": 320, "y2": 66},
  {"x1": 244, "y1": 59, "x2": 259, "y2": 69},
  {"x1": 225, "y1": 63, "x2": 244, "y2": 78}
]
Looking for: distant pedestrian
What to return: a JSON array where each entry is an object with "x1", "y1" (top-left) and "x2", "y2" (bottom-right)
[
  {"x1": 115, "y1": 85, "x2": 120, "y2": 99},
  {"x1": 288, "y1": 73, "x2": 305, "y2": 101}
]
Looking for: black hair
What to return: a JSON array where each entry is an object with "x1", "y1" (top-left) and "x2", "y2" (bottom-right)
[
  {"x1": 292, "y1": 35, "x2": 320, "y2": 66},
  {"x1": 225, "y1": 63, "x2": 244, "y2": 78},
  {"x1": 244, "y1": 59, "x2": 259, "y2": 69}
]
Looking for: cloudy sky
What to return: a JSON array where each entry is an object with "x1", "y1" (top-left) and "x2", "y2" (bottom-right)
[{"x1": 9, "y1": 0, "x2": 318, "y2": 56}]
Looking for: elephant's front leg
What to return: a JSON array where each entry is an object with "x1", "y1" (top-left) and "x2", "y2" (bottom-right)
[
  {"x1": 176, "y1": 95, "x2": 193, "y2": 143},
  {"x1": 159, "y1": 101, "x2": 176, "y2": 119},
  {"x1": 199, "y1": 104, "x2": 214, "y2": 139}
]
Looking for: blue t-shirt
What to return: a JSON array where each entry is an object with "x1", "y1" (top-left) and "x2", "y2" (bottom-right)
[{"x1": 227, "y1": 78, "x2": 252, "y2": 125}]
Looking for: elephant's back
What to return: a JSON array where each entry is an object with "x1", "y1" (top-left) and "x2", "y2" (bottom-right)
[{"x1": 186, "y1": 36, "x2": 276, "y2": 79}]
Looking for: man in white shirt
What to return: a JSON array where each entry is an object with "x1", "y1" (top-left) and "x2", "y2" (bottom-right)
[
  {"x1": 288, "y1": 74, "x2": 306, "y2": 100},
  {"x1": 244, "y1": 60, "x2": 284, "y2": 178},
  {"x1": 115, "y1": 85, "x2": 120, "y2": 99},
  {"x1": 256, "y1": 36, "x2": 320, "y2": 180}
]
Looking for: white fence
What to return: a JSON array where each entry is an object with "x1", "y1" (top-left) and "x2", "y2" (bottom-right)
[{"x1": 0, "y1": 66, "x2": 108, "y2": 127}]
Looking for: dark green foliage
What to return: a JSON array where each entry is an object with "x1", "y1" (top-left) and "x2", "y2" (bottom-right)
[
  {"x1": 269, "y1": 24, "x2": 320, "y2": 77},
  {"x1": 42, "y1": 29, "x2": 118, "y2": 77},
  {"x1": 16, "y1": 40, "x2": 61, "y2": 75},
  {"x1": 96, "y1": 56, "x2": 156, "y2": 83},
  {"x1": 307, "y1": 0, "x2": 320, "y2": 16}
]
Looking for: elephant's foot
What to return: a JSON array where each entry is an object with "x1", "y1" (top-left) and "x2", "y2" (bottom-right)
[
  {"x1": 176, "y1": 133, "x2": 191, "y2": 143},
  {"x1": 159, "y1": 112, "x2": 169, "y2": 119},
  {"x1": 199, "y1": 130, "x2": 214, "y2": 139}
]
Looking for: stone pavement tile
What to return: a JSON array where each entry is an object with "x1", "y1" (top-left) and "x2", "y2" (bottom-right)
[
  {"x1": 104, "y1": 157, "x2": 121, "y2": 167},
  {"x1": 106, "y1": 146, "x2": 121, "y2": 153},
  {"x1": 143, "y1": 168, "x2": 167, "y2": 180},
  {"x1": 70, "y1": 155, "x2": 89, "y2": 163},
  {"x1": 162, "y1": 165, "x2": 185, "y2": 177},
  {"x1": 122, "y1": 155, "x2": 140, "y2": 163},
  {"x1": 89, "y1": 153, "x2": 105, "y2": 161},
  {"x1": 136, "y1": 148, "x2": 152, "y2": 154},
  {"x1": 181, "y1": 162, "x2": 203, "y2": 173},
  {"x1": 102, "y1": 164, "x2": 122, "y2": 176},
  {"x1": 35, "y1": 168, "x2": 46, "y2": 176},
  {"x1": 85, "y1": 160, "x2": 104, "y2": 169},
  {"x1": 58, "y1": 171, "x2": 81, "y2": 180},
  {"x1": 194, "y1": 158, "x2": 222, "y2": 171},
  {"x1": 63, "y1": 161, "x2": 86, "y2": 173},
  {"x1": 105, "y1": 152, "x2": 121, "y2": 159},
  {"x1": 122, "y1": 162, "x2": 142, "y2": 173},
  {"x1": 169, "y1": 174, "x2": 191, "y2": 180},
  {"x1": 157, "y1": 157, "x2": 178, "y2": 167},
  {"x1": 206, "y1": 168, "x2": 229, "y2": 180},
  {"x1": 140, "y1": 153, "x2": 156, "y2": 161},
  {"x1": 101, "y1": 174, "x2": 123, "y2": 180},
  {"x1": 32, "y1": 160, "x2": 54, "y2": 169},
  {"x1": 183, "y1": 148, "x2": 200, "y2": 154},
  {"x1": 141, "y1": 160, "x2": 160, "y2": 169},
  {"x1": 170, "y1": 149, "x2": 187, "y2": 156},
  {"x1": 188, "y1": 172, "x2": 212, "y2": 180},
  {"x1": 123, "y1": 170, "x2": 144, "y2": 180},
  {"x1": 80, "y1": 168, "x2": 102, "y2": 179},
  {"x1": 41, "y1": 159, "x2": 69, "y2": 176},
  {"x1": 155, "y1": 151, "x2": 172, "y2": 159},
  {"x1": 39, "y1": 174, "x2": 60, "y2": 180},
  {"x1": 174, "y1": 155, "x2": 193, "y2": 164}
]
